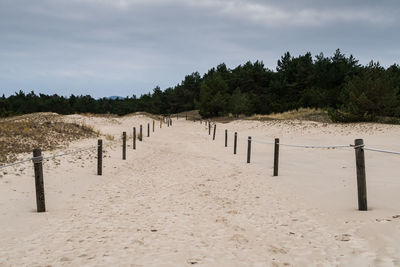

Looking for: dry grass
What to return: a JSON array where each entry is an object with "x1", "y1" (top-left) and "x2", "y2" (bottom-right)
[
  {"x1": 249, "y1": 108, "x2": 331, "y2": 123},
  {"x1": 0, "y1": 113, "x2": 98, "y2": 163},
  {"x1": 80, "y1": 113, "x2": 119, "y2": 118},
  {"x1": 105, "y1": 134, "x2": 114, "y2": 141},
  {"x1": 176, "y1": 110, "x2": 201, "y2": 120},
  {"x1": 203, "y1": 108, "x2": 331, "y2": 124}
]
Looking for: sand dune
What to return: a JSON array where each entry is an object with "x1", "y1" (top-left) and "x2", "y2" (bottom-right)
[{"x1": 1, "y1": 115, "x2": 400, "y2": 266}]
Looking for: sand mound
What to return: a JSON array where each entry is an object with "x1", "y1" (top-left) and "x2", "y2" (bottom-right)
[{"x1": 0, "y1": 113, "x2": 97, "y2": 163}]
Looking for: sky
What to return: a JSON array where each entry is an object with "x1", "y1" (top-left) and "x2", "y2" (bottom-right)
[{"x1": 0, "y1": 0, "x2": 399, "y2": 98}]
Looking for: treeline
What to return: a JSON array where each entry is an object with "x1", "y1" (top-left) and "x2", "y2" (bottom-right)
[{"x1": 1, "y1": 49, "x2": 400, "y2": 121}]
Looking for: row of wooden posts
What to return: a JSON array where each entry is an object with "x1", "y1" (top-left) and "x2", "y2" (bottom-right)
[
  {"x1": 32, "y1": 115, "x2": 367, "y2": 213},
  {"x1": 208, "y1": 121, "x2": 367, "y2": 211},
  {"x1": 32, "y1": 117, "x2": 173, "y2": 213}
]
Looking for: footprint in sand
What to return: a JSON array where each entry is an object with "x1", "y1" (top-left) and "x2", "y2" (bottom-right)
[
  {"x1": 215, "y1": 216, "x2": 229, "y2": 226},
  {"x1": 376, "y1": 218, "x2": 391, "y2": 222},
  {"x1": 269, "y1": 245, "x2": 288, "y2": 254},
  {"x1": 335, "y1": 234, "x2": 351, "y2": 242},
  {"x1": 230, "y1": 234, "x2": 249, "y2": 245},
  {"x1": 187, "y1": 258, "x2": 202, "y2": 265},
  {"x1": 60, "y1": 256, "x2": 72, "y2": 262}
]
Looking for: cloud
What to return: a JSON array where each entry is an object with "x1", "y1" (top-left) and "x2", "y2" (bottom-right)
[
  {"x1": 69, "y1": 0, "x2": 397, "y2": 27},
  {"x1": 185, "y1": 0, "x2": 396, "y2": 27},
  {"x1": 0, "y1": 0, "x2": 399, "y2": 97}
]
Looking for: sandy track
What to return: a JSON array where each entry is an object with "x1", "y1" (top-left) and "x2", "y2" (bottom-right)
[{"x1": 1, "y1": 116, "x2": 400, "y2": 266}]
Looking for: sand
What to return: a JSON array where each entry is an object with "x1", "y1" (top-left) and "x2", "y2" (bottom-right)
[{"x1": 1, "y1": 114, "x2": 400, "y2": 266}]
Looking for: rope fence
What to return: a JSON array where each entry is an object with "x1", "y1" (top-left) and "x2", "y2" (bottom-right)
[
  {"x1": 3, "y1": 113, "x2": 400, "y2": 213},
  {"x1": 206, "y1": 119, "x2": 400, "y2": 212},
  {"x1": 1, "y1": 117, "x2": 169, "y2": 213}
]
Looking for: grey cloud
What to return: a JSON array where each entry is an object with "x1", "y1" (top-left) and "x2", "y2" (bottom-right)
[{"x1": 0, "y1": 0, "x2": 399, "y2": 97}]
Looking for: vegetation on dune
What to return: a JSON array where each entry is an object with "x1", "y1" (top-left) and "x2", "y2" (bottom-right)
[
  {"x1": 0, "y1": 113, "x2": 98, "y2": 163},
  {"x1": 1, "y1": 49, "x2": 399, "y2": 122},
  {"x1": 251, "y1": 108, "x2": 330, "y2": 122}
]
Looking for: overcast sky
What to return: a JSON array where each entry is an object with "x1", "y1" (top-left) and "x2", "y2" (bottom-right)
[{"x1": 0, "y1": 0, "x2": 399, "y2": 97}]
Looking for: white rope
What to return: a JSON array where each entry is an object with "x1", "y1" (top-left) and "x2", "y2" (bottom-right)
[
  {"x1": 0, "y1": 144, "x2": 101, "y2": 169},
  {"x1": 252, "y1": 140, "x2": 275, "y2": 145},
  {"x1": 41, "y1": 145, "x2": 99, "y2": 161},
  {"x1": 208, "y1": 120, "x2": 400, "y2": 155},
  {"x1": 278, "y1": 143, "x2": 351, "y2": 149},
  {"x1": 364, "y1": 147, "x2": 400, "y2": 155},
  {"x1": 0, "y1": 158, "x2": 35, "y2": 170}
]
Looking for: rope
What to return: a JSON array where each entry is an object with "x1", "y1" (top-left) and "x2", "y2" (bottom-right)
[
  {"x1": 233, "y1": 134, "x2": 349, "y2": 149},
  {"x1": 41, "y1": 145, "x2": 99, "y2": 161},
  {"x1": 364, "y1": 147, "x2": 400, "y2": 155},
  {"x1": 252, "y1": 140, "x2": 275, "y2": 145},
  {"x1": 0, "y1": 144, "x2": 101, "y2": 169},
  {"x1": 278, "y1": 143, "x2": 351, "y2": 149},
  {"x1": 0, "y1": 158, "x2": 35, "y2": 170}
]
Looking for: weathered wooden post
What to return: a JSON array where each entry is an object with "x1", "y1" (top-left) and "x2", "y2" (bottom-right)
[
  {"x1": 122, "y1": 132, "x2": 126, "y2": 160},
  {"x1": 147, "y1": 123, "x2": 150, "y2": 137},
  {"x1": 213, "y1": 124, "x2": 216, "y2": 140},
  {"x1": 354, "y1": 139, "x2": 367, "y2": 211},
  {"x1": 97, "y1": 139, "x2": 102, "y2": 175},
  {"x1": 273, "y1": 138, "x2": 279, "y2": 176},
  {"x1": 33, "y1": 148, "x2": 46, "y2": 212},
  {"x1": 209, "y1": 122, "x2": 211, "y2": 135},
  {"x1": 177, "y1": 114, "x2": 178, "y2": 120},
  {"x1": 247, "y1": 137, "x2": 252, "y2": 163},
  {"x1": 234, "y1": 132, "x2": 237, "y2": 154},
  {"x1": 160, "y1": 118, "x2": 162, "y2": 128},
  {"x1": 139, "y1": 125, "x2": 142, "y2": 141},
  {"x1": 167, "y1": 119, "x2": 170, "y2": 127},
  {"x1": 225, "y1": 129, "x2": 228, "y2": 147},
  {"x1": 153, "y1": 120, "x2": 155, "y2": 132},
  {"x1": 170, "y1": 118, "x2": 173, "y2": 126},
  {"x1": 133, "y1": 127, "x2": 136, "y2": 149}
]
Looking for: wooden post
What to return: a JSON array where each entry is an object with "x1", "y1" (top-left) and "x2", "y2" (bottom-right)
[
  {"x1": 139, "y1": 125, "x2": 143, "y2": 141},
  {"x1": 234, "y1": 132, "x2": 237, "y2": 154},
  {"x1": 160, "y1": 119, "x2": 162, "y2": 128},
  {"x1": 186, "y1": 113, "x2": 187, "y2": 120},
  {"x1": 97, "y1": 139, "x2": 102, "y2": 175},
  {"x1": 247, "y1": 137, "x2": 252, "y2": 163},
  {"x1": 32, "y1": 148, "x2": 46, "y2": 212},
  {"x1": 153, "y1": 120, "x2": 155, "y2": 132},
  {"x1": 354, "y1": 139, "x2": 368, "y2": 211},
  {"x1": 177, "y1": 114, "x2": 178, "y2": 120},
  {"x1": 213, "y1": 124, "x2": 216, "y2": 140},
  {"x1": 122, "y1": 132, "x2": 126, "y2": 160},
  {"x1": 147, "y1": 123, "x2": 150, "y2": 137},
  {"x1": 167, "y1": 119, "x2": 170, "y2": 127},
  {"x1": 209, "y1": 122, "x2": 211, "y2": 135},
  {"x1": 133, "y1": 127, "x2": 136, "y2": 150},
  {"x1": 273, "y1": 138, "x2": 279, "y2": 176},
  {"x1": 170, "y1": 118, "x2": 172, "y2": 126},
  {"x1": 225, "y1": 129, "x2": 228, "y2": 147}
]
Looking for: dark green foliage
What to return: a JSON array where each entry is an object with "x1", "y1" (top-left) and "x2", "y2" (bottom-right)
[
  {"x1": 1, "y1": 50, "x2": 399, "y2": 122},
  {"x1": 197, "y1": 73, "x2": 229, "y2": 117},
  {"x1": 340, "y1": 62, "x2": 399, "y2": 121},
  {"x1": 229, "y1": 88, "x2": 251, "y2": 117}
]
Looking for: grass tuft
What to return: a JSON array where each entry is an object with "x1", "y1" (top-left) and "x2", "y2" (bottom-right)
[{"x1": 0, "y1": 113, "x2": 98, "y2": 163}]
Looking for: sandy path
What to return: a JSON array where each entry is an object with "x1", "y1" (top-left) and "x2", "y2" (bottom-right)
[{"x1": 1, "y1": 116, "x2": 400, "y2": 266}]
